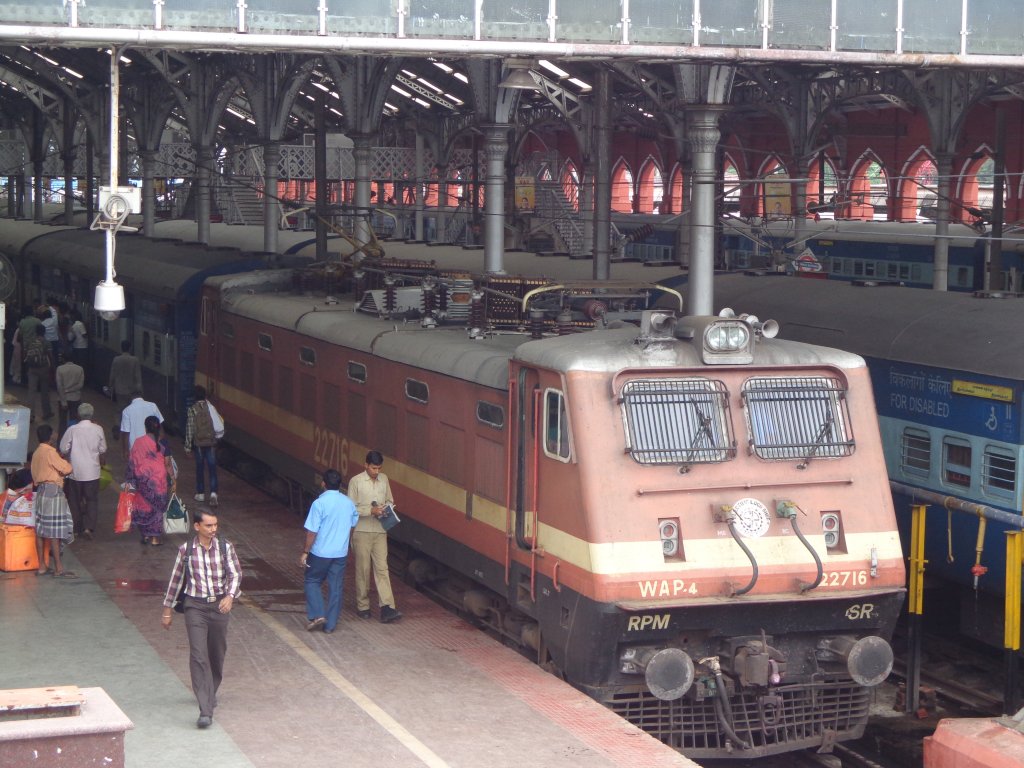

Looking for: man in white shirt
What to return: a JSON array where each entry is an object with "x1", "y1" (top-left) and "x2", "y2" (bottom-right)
[
  {"x1": 120, "y1": 390, "x2": 164, "y2": 459},
  {"x1": 60, "y1": 402, "x2": 107, "y2": 540},
  {"x1": 41, "y1": 299, "x2": 59, "y2": 357}
]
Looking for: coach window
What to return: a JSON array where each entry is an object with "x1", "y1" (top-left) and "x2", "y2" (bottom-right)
[
  {"x1": 300, "y1": 346, "x2": 316, "y2": 366},
  {"x1": 942, "y1": 437, "x2": 972, "y2": 488},
  {"x1": 982, "y1": 445, "x2": 1016, "y2": 498},
  {"x1": 406, "y1": 379, "x2": 429, "y2": 404},
  {"x1": 221, "y1": 322, "x2": 235, "y2": 340},
  {"x1": 477, "y1": 401, "x2": 504, "y2": 430},
  {"x1": 544, "y1": 389, "x2": 571, "y2": 461},
  {"x1": 900, "y1": 428, "x2": 931, "y2": 477},
  {"x1": 348, "y1": 361, "x2": 367, "y2": 383},
  {"x1": 258, "y1": 332, "x2": 273, "y2": 352}
]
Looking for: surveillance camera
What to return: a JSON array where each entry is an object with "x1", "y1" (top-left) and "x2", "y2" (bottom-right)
[{"x1": 95, "y1": 280, "x2": 125, "y2": 321}]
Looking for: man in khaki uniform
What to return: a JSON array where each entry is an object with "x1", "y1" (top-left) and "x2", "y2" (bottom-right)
[{"x1": 347, "y1": 450, "x2": 402, "y2": 623}]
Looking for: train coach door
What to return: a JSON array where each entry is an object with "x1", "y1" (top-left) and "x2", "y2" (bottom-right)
[
  {"x1": 511, "y1": 365, "x2": 542, "y2": 604},
  {"x1": 198, "y1": 293, "x2": 220, "y2": 393}
]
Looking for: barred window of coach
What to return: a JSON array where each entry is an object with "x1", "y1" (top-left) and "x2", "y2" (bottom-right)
[
  {"x1": 942, "y1": 437, "x2": 972, "y2": 488},
  {"x1": 900, "y1": 428, "x2": 931, "y2": 477},
  {"x1": 982, "y1": 444, "x2": 1016, "y2": 497}
]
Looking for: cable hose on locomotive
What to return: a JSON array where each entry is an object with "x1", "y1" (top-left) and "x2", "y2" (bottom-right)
[
  {"x1": 726, "y1": 519, "x2": 759, "y2": 596},
  {"x1": 711, "y1": 669, "x2": 752, "y2": 751},
  {"x1": 789, "y1": 515, "x2": 824, "y2": 593}
]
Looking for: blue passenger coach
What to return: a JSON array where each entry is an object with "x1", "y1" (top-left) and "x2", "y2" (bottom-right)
[
  {"x1": 718, "y1": 219, "x2": 1024, "y2": 292},
  {"x1": 0, "y1": 219, "x2": 269, "y2": 427}
]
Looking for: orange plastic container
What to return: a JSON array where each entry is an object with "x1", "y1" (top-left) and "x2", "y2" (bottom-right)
[{"x1": 0, "y1": 524, "x2": 39, "y2": 571}]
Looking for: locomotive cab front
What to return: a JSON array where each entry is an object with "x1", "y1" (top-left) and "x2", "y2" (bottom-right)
[{"x1": 510, "y1": 310, "x2": 905, "y2": 758}]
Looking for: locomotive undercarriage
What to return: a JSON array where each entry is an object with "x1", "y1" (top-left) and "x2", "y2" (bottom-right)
[
  {"x1": 387, "y1": 519, "x2": 899, "y2": 760},
  {"x1": 607, "y1": 675, "x2": 871, "y2": 758}
]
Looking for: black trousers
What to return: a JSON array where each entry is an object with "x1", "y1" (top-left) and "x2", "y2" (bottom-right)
[
  {"x1": 65, "y1": 478, "x2": 100, "y2": 534},
  {"x1": 183, "y1": 597, "x2": 230, "y2": 717}
]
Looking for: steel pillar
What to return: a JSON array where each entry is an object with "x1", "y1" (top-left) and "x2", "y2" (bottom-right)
[
  {"x1": 414, "y1": 131, "x2": 425, "y2": 241},
  {"x1": 592, "y1": 69, "x2": 612, "y2": 280},
  {"x1": 483, "y1": 124, "x2": 508, "y2": 274},
  {"x1": 932, "y1": 152, "x2": 953, "y2": 291},
  {"x1": 353, "y1": 135, "x2": 373, "y2": 251},
  {"x1": 196, "y1": 144, "x2": 213, "y2": 245},
  {"x1": 263, "y1": 142, "x2": 280, "y2": 254},
  {"x1": 687, "y1": 107, "x2": 724, "y2": 316},
  {"x1": 140, "y1": 150, "x2": 156, "y2": 237}
]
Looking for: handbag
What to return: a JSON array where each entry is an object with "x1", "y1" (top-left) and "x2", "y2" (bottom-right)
[
  {"x1": 98, "y1": 466, "x2": 113, "y2": 492},
  {"x1": 207, "y1": 402, "x2": 225, "y2": 439},
  {"x1": 173, "y1": 539, "x2": 194, "y2": 614},
  {"x1": 114, "y1": 488, "x2": 135, "y2": 534},
  {"x1": 163, "y1": 494, "x2": 189, "y2": 535}
]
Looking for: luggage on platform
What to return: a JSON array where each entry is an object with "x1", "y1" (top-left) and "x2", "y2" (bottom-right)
[{"x1": 0, "y1": 524, "x2": 39, "y2": 572}]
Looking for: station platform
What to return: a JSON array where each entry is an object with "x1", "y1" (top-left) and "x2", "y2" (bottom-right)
[{"x1": 0, "y1": 379, "x2": 695, "y2": 768}]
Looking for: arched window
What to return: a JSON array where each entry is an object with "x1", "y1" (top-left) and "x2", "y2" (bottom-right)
[
  {"x1": 636, "y1": 160, "x2": 663, "y2": 214},
  {"x1": 959, "y1": 154, "x2": 993, "y2": 225},
  {"x1": 611, "y1": 162, "x2": 634, "y2": 213},
  {"x1": 758, "y1": 161, "x2": 791, "y2": 218},
  {"x1": 897, "y1": 152, "x2": 935, "y2": 222},
  {"x1": 805, "y1": 157, "x2": 839, "y2": 219},
  {"x1": 561, "y1": 161, "x2": 580, "y2": 212},
  {"x1": 722, "y1": 161, "x2": 741, "y2": 216},
  {"x1": 848, "y1": 157, "x2": 889, "y2": 220}
]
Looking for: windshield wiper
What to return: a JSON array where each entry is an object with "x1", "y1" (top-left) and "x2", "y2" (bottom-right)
[{"x1": 797, "y1": 412, "x2": 834, "y2": 470}]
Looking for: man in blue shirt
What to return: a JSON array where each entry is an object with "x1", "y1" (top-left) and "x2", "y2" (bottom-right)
[{"x1": 300, "y1": 469, "x2": 359, "y2": 634}]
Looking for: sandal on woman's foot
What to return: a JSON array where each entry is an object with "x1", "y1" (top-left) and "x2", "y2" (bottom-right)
[
  {"x1": 36, "y1": 567, "x2": 50, "y2": 576},
  {"x1": 149, "y1": 537, "x2": 162, "y2": 546},
  {"x1": 53, "y1": 571, "x2": 78, "y2": 579}
]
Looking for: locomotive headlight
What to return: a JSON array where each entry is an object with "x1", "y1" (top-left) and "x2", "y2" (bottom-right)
[
  {"x1": 705, "y1": 321, "x2": 750, "y2": 352},
  {"x1": 659, "y1": 518, "x2": 680, "y2": 558}
]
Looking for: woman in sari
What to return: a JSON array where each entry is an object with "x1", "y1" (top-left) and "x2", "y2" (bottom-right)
[{"x1": 126, "y1": 415, "x2": 173, "y2": 546}]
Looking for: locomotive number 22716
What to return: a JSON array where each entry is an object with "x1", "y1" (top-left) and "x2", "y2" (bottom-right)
[
  {"x1": 821, "y1": 570, "x2": 868, "y2": 587},
  {"x1": 313, "y1": 428, "x2": 348, "y2": 476}
]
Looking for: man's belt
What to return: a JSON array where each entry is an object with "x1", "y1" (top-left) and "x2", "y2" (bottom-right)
[{"x1": 187, "y1": 594, "x2": 227, "y2": 603}]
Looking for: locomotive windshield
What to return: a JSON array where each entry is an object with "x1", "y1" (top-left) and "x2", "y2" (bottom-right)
[
  {"x1": 620, "y1": 375, "x2": 855, "y2": 467},
  {"x1": 621, "y1": 378, "x2": 735, "y2": 465},
  {"x1": 742, "y1": 376, "x2": 855, "y2": 461}
]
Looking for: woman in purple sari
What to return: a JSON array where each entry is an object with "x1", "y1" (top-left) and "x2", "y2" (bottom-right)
[{"x1": 127, "y1": 415, "x2": 171, "y2": 546}]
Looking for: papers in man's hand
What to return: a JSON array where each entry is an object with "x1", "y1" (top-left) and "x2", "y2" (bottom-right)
[{"x1": 378, "y1": 503, "x2": 400, "y2": 532}]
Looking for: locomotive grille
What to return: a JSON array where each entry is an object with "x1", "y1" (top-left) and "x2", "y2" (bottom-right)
[
  {"x1": 620, "y1": 378, "x2": 735, "y2": 465},
  {"x1": 609, "y1": 678, "x2": 871, "y2": 758},
  {"x1": 742, "y1": 376, "x2": 855, "y2": 461}
]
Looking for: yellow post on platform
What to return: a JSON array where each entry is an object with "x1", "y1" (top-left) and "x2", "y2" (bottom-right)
[
  {"x1": 1004, "y1": 531, "x2": 1022, "y2": 651},
  {"x1": 908, "y1": 504, "x2": 928, "y2": 615}
]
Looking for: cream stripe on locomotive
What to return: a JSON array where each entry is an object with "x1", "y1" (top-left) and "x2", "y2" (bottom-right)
[{"x1": 217, "y1": 384, "x2": 901, "y2": 577}]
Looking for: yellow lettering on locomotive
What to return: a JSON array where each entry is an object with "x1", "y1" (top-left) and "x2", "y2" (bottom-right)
[
  {"x1": 313, "y1": 427, "x2": 345, "y2": 472},
  {"x1": 845, "y1": 603, "x2": 876, "y2": 621},
  {"x1": 637, "y1": 580, "x2": 699, "y2": 598},
  {"x1": 822, "y1": 570, "x2": 868, "y2": 587},
  {"x1": 627, "y1": 614, "x2": 671, "y2": 631}
]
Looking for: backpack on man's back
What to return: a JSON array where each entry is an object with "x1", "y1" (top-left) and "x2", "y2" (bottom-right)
[{"x1": 192, "y1": 401, "x2": 218, "y2": 447}]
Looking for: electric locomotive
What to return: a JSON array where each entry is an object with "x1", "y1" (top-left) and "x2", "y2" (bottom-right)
[{"x1": 196, "y1": 263, "x2": 905, "y2": 758}]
